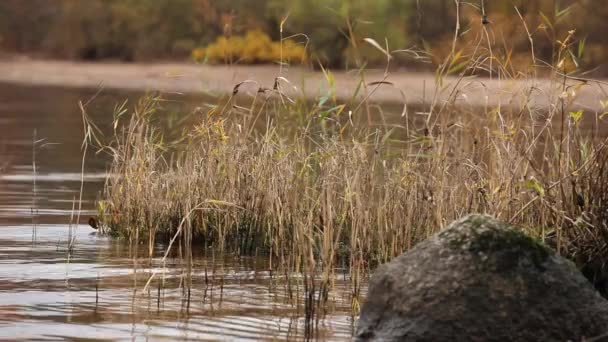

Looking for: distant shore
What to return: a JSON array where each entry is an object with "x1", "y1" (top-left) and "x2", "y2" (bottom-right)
[{"x1": 0, "y1": 57, "x2": 605, "y2": 111}]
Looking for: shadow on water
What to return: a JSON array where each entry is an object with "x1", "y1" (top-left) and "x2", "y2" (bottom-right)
[{"x1": 0, "y1": 82, "x2": 357, "y2": 340}]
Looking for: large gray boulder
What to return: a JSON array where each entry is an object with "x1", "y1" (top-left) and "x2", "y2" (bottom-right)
[{"x1": 356, "y1": 214, "x2": 608, "y2": 341}]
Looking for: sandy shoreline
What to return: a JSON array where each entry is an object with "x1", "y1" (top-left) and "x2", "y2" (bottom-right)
[{"x1": 0, "y1": 58, "x2": 605, "y2": 111}]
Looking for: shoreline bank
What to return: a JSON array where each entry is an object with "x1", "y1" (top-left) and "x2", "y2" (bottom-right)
[{"x1": 0, "y1": 58, "x2": 605, "y2": 111}]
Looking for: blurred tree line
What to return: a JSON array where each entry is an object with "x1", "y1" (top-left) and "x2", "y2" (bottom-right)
[{"x1": 0, "y1": 0, "x2": 606, "y2": 72}]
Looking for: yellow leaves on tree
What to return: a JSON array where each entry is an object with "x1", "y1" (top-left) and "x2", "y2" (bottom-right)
[{"x1": 192, "y1": 30, "x2": 307, "y2": 65}]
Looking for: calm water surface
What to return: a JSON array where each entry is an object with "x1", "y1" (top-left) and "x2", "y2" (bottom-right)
[{"x1": 0, "y1": 83, "x2": 355, "y2": 341}]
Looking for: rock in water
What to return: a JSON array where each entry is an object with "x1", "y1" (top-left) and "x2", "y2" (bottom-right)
[{"x1": 356, "y1": 214, "x2": 608, "y2": 341}]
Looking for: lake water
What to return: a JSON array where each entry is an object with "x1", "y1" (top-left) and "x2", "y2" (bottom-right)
[{"x1": 0, "y1": 83, "x2": 355, "y2": 341}]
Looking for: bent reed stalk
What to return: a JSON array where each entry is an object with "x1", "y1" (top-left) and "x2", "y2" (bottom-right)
[{"x1": 94, "y1": 15, "x2": 608, "y2": 326}]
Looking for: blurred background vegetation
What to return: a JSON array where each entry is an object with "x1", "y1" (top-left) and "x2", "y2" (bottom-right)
[{"x1": 0, "y1": 0, "x2": 606, "y2": 73}]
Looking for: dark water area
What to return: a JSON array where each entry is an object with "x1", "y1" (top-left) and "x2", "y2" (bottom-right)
[
  {"x1": 0, "y1": 83, "x2": 125, "y2": 225},
  {"x1": 0, "y1": 83, "x2": 223, "y2": 225},
  {"x1": 0, "y1": 83, "x2": 354, "y2": 341}
]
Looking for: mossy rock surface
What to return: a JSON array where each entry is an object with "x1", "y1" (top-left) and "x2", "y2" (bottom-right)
[{"x1": 356, "y1": 214, "x2": 608, "y2": 342}]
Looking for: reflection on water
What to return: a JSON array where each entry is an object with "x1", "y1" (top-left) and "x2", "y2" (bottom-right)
[
  {"x1": 0, "y1": 83, "x2": 355, "y2": 340},
  {"x1": 0, "y1": 225, "x2": 354, "y2": 340}
]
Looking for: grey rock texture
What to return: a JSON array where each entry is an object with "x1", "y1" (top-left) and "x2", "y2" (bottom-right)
[{"x1": 356, "y1": 214, "x2": 608, "y2": 342}]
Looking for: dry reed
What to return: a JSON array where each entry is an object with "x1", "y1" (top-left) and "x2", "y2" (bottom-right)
[{"x1": 92, "y1": 6, "x2": 608, "y2": 332}]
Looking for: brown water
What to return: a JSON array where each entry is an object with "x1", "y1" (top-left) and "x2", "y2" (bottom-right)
[{"x1": 0, "y1": 83, "x2": 355, "y2": 341}]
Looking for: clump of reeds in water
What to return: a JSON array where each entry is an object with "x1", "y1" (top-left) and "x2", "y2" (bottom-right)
[
  {"x1": 97, "y1": 85, "x2": 608, "y2": 283},
  {"x1": 94, "y1": 19, "x2": 608, "y2": 331}
]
